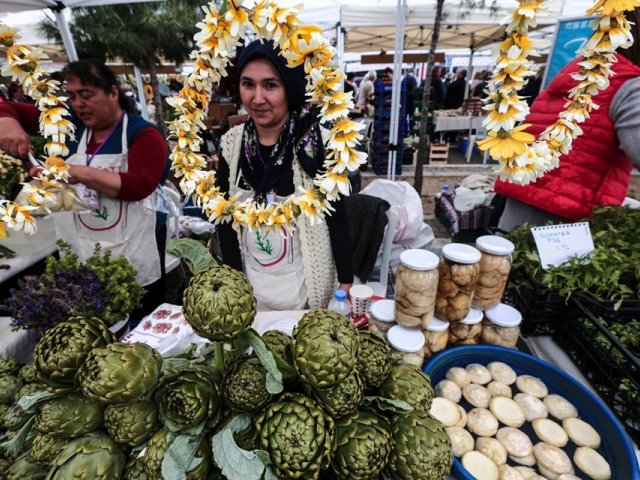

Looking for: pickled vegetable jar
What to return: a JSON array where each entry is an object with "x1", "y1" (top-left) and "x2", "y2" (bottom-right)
[
  {"x1": 435, "y1": 244, "x2": 481, "y2": 322},
  {"x1": 386, "y1": 324, "x2": 426, "y2": 367},
  {"x1": 423, "y1": 317, "x2": 450, "y2": 359},
  {"x1": 448, "y1": 308, "x2": 483, "y2": 346},
  {"x1": 395, "y1": 249, "x2": 440, "y2": 328},
  {"x1": 472, "y1": 235, "x2": 515, "y2": 310},
  {"x1": 369, "y1": 299, "x2": 396, "y2": 338},
  {"x1": 481, "y1": 303, "x2": 522, "y2": 348}
]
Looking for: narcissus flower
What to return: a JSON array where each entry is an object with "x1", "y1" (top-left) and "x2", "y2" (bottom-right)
[
  {"x1": 0, "y1": 202, "x2": 38, "y2": 235},
  {"x1": 586, "y1": 0, "x2": 640, "y2": 17},
  {"x1": 477, "y1": 124, "x2": 535, "y2": 159}
]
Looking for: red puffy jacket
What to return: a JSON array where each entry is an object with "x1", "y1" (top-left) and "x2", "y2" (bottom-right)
[{"x1": 495, "y1": 54, "x2": 640, "y2": 221}]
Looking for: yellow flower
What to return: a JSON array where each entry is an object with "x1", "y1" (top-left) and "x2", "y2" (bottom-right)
[
  {"x1": 282, "y1": 26, "x2": 332, "y2": 73},
  {"x1": 224, "y1": 3, "x2": 249, "y2": 37},
  {"x1": 296, "y1": 187, "x2": 328, "y2": 225},
  {"x1": 586, "y1": 0, "x2": 640, "y2": 16},
  {"x1": 41, "y1": 156, "x2": 70, "y2": 182},
  {"x1": 328, "y1": 118, "x2": 365, "y2": 150},
  {"x1": 319, "y1": 92, "x2": 353, "y2": 122},
  {"x1": 307, "y1": 67, "x2": 343, "y2": 102},
  {"x1": 0, "y1": 202, "x2": 38, "y2": 235},
  {"x1": 477, "y1": 124, "x2": 535, "y2": 159},
  {"x1": 195, "y1": 172, "x2": 220, "y2": 207},
  {"x1": 600, "y1": 15, "x2": 634, "y2": 49},
  {"x1": 484, "y1": 103, "x2": 528, "y2": 132},
  {"x1": 44, "y1": 140, "x2": 69, "y2": 158},
  {"x1": 21, "y1": 182, "x2": 56, "y2": 210},
  {"x1": 207, "y1": 193, "x2": 240, "y2": 224},
  {"x1": 318, "y1": 172, "x2": 351, "y2": 200},
  {"x1": 265, "y1": 2, "x2": 302, "y2": 46},
  {"x1": 2, "y1": 45, "x2": 49, "y2": 86},
  {"x1": 0, "y1": 24, "x2": 18, "y2": 48},
  {"x1": 0, "y1": 220, "x2": 6, "y2": 240},
  {"x1": 40, "y1": 107, "x2": 74, "y2": 137}
]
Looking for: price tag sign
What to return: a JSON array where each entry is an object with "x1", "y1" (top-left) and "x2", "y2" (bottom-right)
[{"x1": 531, "y1": 222, "x2": 595, "y2": 269}]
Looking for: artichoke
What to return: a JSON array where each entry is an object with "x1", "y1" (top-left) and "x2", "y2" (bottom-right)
[
  {"x1": 387, "y1": 411, "x2": 452, "y2": 480},
  {"x1": 0, "y1": 457, "x2": 9, "y2": 479},
  {"x1": 6, "y1": 454, "x2": 48, "y2": 480},
  {"x1": 123, "y1": 453, "x2": 148, "y2": 480},
  {"x1": 331, "y1": 410, "x2": 392, "y2": 480},
  {"x1": 156, "y1": 365, "x2": 221, "y2": 432},
  {"x1": 14, "y1": 383, "x2": 44, "y2": 403},
  {"x1": 222, "y1": 357, "x2": 272, "y2": 413},
  {"x1": 0, "y1": 376, "x2": 22, "y2": 404},
  {"x1": 35, "y1": 394, "x2": 103, "y2": 438},
  {"x1": 18, "y1": 364, "x2": 37, "y2": 384},
  {"x1": 78, "y1": 342, "x2": 162, "y2": 405},
  {"x1": 0, "y1": 358, "x2": 19, "y2": 377},
  {"x1": 182, "y1": 265, "x2": 257, "y2": 341},
  {"x1": 0, "y1": 403, "x2": 9, "y2": 427},
  {"x1": 377, "y1": 364, "x2": 434, "y2": 412},
  {"x1": 310, "y1": 370, "x2": 364, "y2": 419},
  {"x1": 357, "y1": 332, "x2": 392, "y2": 390},
  {"x1": 256, "y1": 393, "x2": 334, "y2": 480},
  {"x1": 292, "y1": 309, "x2": 360, "y2": 389},
  {"x1": 46, "y1": 434, "x2": 127, "y2": 480},
  {"x1": 3, "y1": 404, "x2": 30, "y2": 431},
  {"x1": 30, "y1": 434, "x2": 69, "y2": 467},
  {"x1": 104, "y1": 400, "x2": 161, "y2": 447},
  {"x1": 262, "y1": 330, "x2": 293, "y2": 363},
  {"x1": 33, "y1": 316, "x2": 115, "y2": 393},
  {"x1": 143, "y1": 430, "x2": 210, "y2": 480}
]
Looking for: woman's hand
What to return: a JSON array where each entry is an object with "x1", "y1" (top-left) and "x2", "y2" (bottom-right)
[
  {"x1": 339, "y1": 283, "x2": 353, "y2": 296},
  {"x1": 0, "y1": 117, "x2": 32, "y2": 159}
]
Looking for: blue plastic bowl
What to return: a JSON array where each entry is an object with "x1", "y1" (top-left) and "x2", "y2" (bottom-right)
[{"x1": 424, "y1": 345, "x2": 640, "y2": 480}]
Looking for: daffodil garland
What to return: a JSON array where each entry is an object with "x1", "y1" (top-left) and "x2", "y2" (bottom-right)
[
  {"x1": 168, "y1": 0, "x2": 367, "y2": 230},
  {"x1": 478, "y1": 0, "x2": 640, "y2": 185},
  {"x1": 0, "y1": 24, "x2": 75, "y2": 238}
]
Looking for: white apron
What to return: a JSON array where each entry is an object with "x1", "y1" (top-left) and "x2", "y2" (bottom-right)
[{"x1": 54, "y1": 114, "x2": 161, "y2": 286}]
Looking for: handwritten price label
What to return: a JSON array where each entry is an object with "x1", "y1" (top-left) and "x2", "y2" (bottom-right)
[{"x1": 531, "y1": 222, "x2": 595, "y2": 269}]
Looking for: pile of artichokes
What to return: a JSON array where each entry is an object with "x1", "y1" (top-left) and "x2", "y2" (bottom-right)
[{"x1": 0, "y1": 265, "x2": 453, "y2": 479}]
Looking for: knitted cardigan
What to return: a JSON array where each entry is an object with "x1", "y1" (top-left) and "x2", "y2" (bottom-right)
[{"x1": 220, "y1": 125, "x2": 337, "y2": 309}]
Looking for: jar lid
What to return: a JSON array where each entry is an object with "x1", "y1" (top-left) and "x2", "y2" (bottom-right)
[
  {"x1": 399, "y1": 249, "x2": 440, "y2": 271},
  {"x1": 475, "y1": 235, "x2": 515, "y2": 255},
  {"x1": 370, "y1": 299, "x2": 396, "y2": 323},
  {"x1": 427, "y1": 317, "x2": 450, "y2": 332},
  {"x1": 485, "y1": 303, "x2": 522, "y2": 327},
  {"x1": 387, "y1": 325, "x2": 426, "y2": 352},
  {"x1": 442, "y1": 243, "x2": 481, "y2": 264},
  {"x1": 460, "y1": 308, "x2": 483, "y2": 325}
]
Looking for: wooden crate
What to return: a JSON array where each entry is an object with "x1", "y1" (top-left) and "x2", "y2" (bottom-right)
[{"x1": 429, "y1": 143, "x2": 449, "y2": 164}]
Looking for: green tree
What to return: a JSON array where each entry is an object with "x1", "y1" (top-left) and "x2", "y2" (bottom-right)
[{"x1": 41, "y1": 0, "x2": 204, "y2": 137}]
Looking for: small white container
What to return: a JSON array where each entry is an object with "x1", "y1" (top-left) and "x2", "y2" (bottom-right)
[
  {"x1": 387, "y1": 324, "x2": 426, "y2": 367},
  {"x1": 423, "y1": 317, "x2": 450, "y2": 358},
  {"x1": 448, "y1": 307, "x2": 484, "y2": 346},
  {"x1": 482, "y1": 303, "x2": 522, "y2": 349},
  {"x1": 369, "y1": 299, "x2": 396, "y2": 338}
]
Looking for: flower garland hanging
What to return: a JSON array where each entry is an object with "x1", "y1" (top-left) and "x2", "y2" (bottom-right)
[
  {"x1": 0, "y1": 24, "x2": 76, "y2": 238},
  {"x1": 168, "y1": 0, "x2": 367, "y2": 230},
  {"x1": 478, "y1": 0, "x2": 640, "y2": 185}
]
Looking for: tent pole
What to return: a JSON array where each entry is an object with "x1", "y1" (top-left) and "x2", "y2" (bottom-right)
[
  {"x1": 387, "y1": 0, "x2": 406, "y2": 181},
  {"x1": 336, "y1": 22, "x2": 344, "y2": 75},
  {"x1": 464, "y1": 34, "x2": 475, "y2": 101},
  {"x1": 52, "y1": 6, "x2": 78, "y2": 62},
  {"x1": 133, "y1": 65, "x2": 150, "y2": 121}
]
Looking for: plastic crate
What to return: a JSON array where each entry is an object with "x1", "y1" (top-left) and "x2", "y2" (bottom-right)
[{"x1": 554, "y1": 294, "x2": 640, "y2": 443}]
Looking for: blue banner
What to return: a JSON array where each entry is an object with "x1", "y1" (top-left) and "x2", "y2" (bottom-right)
[{"x1": 543, "y1": 17, "x2": 595, "y2": 89}]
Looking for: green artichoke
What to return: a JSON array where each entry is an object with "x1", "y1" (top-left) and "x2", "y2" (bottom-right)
[
  {"x1": 46, "y1": 434, "x2": 127, "y2": 480},
  {"x1": 104, "y1": 400, "x2": 161, "y2": 447},
  {"x1": 3, "y1": 404, "x2": 30, "y2": 431},
  {"x1": 377, "y1": 363, "x2": 434, "y2": 412},
  {"x1": 18, "y1": 364, "x2": 37, "y2": 384},
  {"x1": 123, "y1": 453, "x2": 148, "y2": 480},
  {"x1": 183, "y1": 264, "x2": 257, "y2": 341},
  {"x1": 222, "y1": 357, "x2": 273, "y2": 413},
  {"x1": 0, "y1": 403, "x2": 9, "y2": 427},
  {"x1": 0, "y1": 457, "x2": 10, "y2": 479},
  {"x1": 78, "y1": 342, "x2": 162, "y2": 405},
  {"x1": 292, "y1": 309, "x2": 360, "y2": 389},
  {"x1": 143, "y1": 430, "x2": 210, "y2": 480},
  {"x1": 256, "y1": 393, "x2": 334, "y2": 480},
  {"x1": 7, "y1": 455, "x2": 48, "y2": 480},
  {"x1": 0, "y1": 358, "x2": 19, "y2": 377},
  {"x1": 331, "y1": 410, "x2": 392, "y2": 480},
  {"x1": 357, "y1": 332, "x2": 392, "y2": 390},
  {"x1": 35, "y1": 394, "x2": 103, "y2": 438},
  {"x1": 387, "y1": 411, "x2": 452, "y2": 480},
  {"x1": 14, "y1": 383, "x2": 44, "y2": 403},
  {"x1": 30, "y1": 434, "x2": 69, "y2": 467},
  {"x1": 156, "y1": 365, "x2": 220, "y2": 432},
  {"x1": 262, "y1": 330, "x2": 293, "y2": 363},
  {"x1": 310, "y1": 370, "x2": 364, "y2": 419},
  {"x1": 0, "y1": 376, "x2": 22, "y2": 404},
  {"x1": 33, "y1": 316, "x2": 115, "y2": 393}
]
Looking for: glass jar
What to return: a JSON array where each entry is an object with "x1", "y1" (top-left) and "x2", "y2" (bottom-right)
[
  {"x1": 435, "y1": 243, "x2": 481, "y2": 322},
  {"x1": 386, "y1": 324, "x2": 426, "y2": 367},
  {"x1": 472, "y1": 236, "x2": 515, "y2": 310},
  {"x1": 448, "y1": 308, "x2": 483, "y2": 346},
  {"x1": 395, "y1": 250, "x2": 440, "y2": 328},
  {"x1": 481, "y1": 303, "x2": 522, "y2": 349},
  {"x1": 369, "y1": 299, "x2": 396, "y2": 338},
  {"x1": 423, "y1": 317, "x2": 450, "y2": 359}
]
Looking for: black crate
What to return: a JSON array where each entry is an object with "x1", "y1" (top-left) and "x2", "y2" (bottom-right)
[{"x1": 554, "y1": 295, "x2": 640, "y2": 443}]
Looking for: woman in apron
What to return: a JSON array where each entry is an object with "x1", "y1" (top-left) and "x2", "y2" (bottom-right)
[{"x1": 215, "y1": 40, "x2": 353, "y2": 311}]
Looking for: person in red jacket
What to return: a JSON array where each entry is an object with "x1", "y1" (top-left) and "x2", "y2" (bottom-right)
[{"x1": 496, "y1": 7, "x2": 640, "y2": 231}]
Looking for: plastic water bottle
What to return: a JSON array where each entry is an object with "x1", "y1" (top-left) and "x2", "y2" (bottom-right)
[{"x1": 328, "y1": 289, "x2": 351, "y2": 318}]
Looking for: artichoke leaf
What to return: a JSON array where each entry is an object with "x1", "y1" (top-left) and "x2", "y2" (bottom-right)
[
  {"x1": 264, "y1": 466, "x2": 278, "y2": 480},
  {"x1": 161, "y1": 432, "x2": 205, "y2": 480},
  {"x1": 211, "y1": 414, "x2": 270, "y2": 480},
  {"x1": 0, "y1": 416, "x2": 35, "y2": 459},
  {"x1": 167, "y1": 238, "x2": 216, "y2": 274},
  {"x1": 17, "y1": 391, "x2": 56, "y2": 413},
  {"x1": 242, "y1": 330, "x2": 291, "y2": 394},
  {"x1": 363, "y1": 396, "x2": 415, "y2": 414}
]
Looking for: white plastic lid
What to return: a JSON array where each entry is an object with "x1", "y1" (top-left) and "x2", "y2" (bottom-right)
[
  {"x1": 460, "y1": 308, "x2": 484, "y2": 325},
  {"x1": 442, "y1": 243, "x2": 482, "y2": 264},
  {"x1": 370, "y1": 299, "x2": 396, "y2": 323},
  {"x1": 399, "y1": 249, "x2": 440, "y2": 271},
  {"x1": 485, "y1": 303, "x2": 522, "y2": 327},
  {"x1": 387, "y1": 325, "x2": 426, "y2": 352},
  {"x1": 475, "y1": 235, "x2": 515, "y2": 255},
  {"x1": 427, "y1": 317, "x2": 450, "y2": 332}
]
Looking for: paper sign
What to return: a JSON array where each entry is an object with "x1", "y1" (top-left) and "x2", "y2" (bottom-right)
[{"x1": 531, "y1": 222, "x2": 595, "y2": 269}]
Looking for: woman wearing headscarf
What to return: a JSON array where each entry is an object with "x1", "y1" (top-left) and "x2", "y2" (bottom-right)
[
  {"x1": 215, "y1": 40, "x2": 354, "y2": 311},
  {"x1": 357, "y1": 70, "x2": 377, "y2": 116}
]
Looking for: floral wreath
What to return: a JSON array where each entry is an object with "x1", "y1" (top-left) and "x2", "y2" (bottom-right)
[
  {"x1": 478, "y1": 0, "x2": 640, "y2": 185},
  {"x1": 167, "y1": 0, "x2": 367, "y2": 230}
]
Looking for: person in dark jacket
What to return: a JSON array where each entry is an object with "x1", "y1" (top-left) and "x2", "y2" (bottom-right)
[{"x1": 444, "y1": 69, "x2": 467, "y2": 109}]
